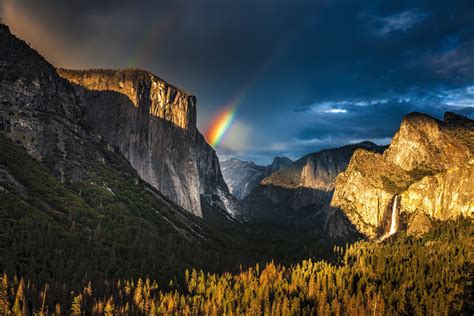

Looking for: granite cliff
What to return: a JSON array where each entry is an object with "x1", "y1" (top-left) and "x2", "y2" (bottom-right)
[
  {"x1": 331, "y1": 112, "x2": 474, "y2": 238},
  {"x1": 0, "y1": 23, "x2": 235, "y2": 220},
  {"x1": 57, "y1": 68, "x2": 233, "y2": 218},
  {"x1": 221, "y1": 156, "x2": 292, "y2": 200},
  {"x1": 0, "y1": 23, "x2": 216, "y2": 242}
]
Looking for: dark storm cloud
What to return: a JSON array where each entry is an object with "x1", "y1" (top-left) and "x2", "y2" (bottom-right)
[{"x1": 3, "y1": 0, "x2": 473, "y2": 164}]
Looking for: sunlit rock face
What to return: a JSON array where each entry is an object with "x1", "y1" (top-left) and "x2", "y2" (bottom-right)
[
  {"x1": 58, "y1": 69, "x2": 230, "y2": 217},
  {"x1": 331, "y1": 112, "x2": 474, "y2": 238},
  {"x1": 57, "y1": 69, "x2": 196, "y2": 131},
  {"x1": 384, "y1": 112, "x2": 471, "y2": 171},
  {"x1": 330, "y1": 150, "x2": 407, "y2": 238},
  {"x1": 401, "y1": 160, "x2": 474, "y2": 220}
]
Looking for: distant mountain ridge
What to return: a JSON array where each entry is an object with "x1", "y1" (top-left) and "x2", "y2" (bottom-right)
[
  {"x1": 242, "y1": 142, "x2": 386, "y2": 234},
  {"x1": 221, "y1": 156, "x2": 292, "y2": 200},
  {"x1": 262, "y1": 141, "x2": 385, "y2": 191}
]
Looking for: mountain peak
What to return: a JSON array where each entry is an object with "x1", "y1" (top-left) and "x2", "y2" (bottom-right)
[
  {"x1": 385, "y1": 111, "x2": 471, "y2": 172},
  {"x1": 220, "y1": 156, "x2": 292, "y2": 200},
  {"x1": 352, "y1": 140, "x2": 378, "y2": 148},
  {"x1": 265, "y1": 156, "x2": 292, "y2": 176},
  {"x1": 270, "y1": 156, "x2": 292, "y2": 165}
]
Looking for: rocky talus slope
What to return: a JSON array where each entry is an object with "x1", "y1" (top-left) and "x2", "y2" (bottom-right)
[
  {"x1": 57, "y1": 68, "x2": 234, "y2": 218},
  {"x1": 242, "y1": 142, "x2": 385, "y2": 233},
  {"x1": 331, "y1": 112, "x2": 473, "y2": 238},
  {"x1": 221, "y1": 156, "x2": 292, "y2": 200}
]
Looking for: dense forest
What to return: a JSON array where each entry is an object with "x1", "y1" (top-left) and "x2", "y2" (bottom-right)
[
  {"x1": 0, "y1": 218, "x2": 471, "y2": 315},
  {"x1": 0, "y1": 134, "x2": 347, "y2": 303}
]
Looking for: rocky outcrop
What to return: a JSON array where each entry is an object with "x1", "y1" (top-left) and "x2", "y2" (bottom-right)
[
  {"x1": 221, "y1": 156, "x2": 292, "y2": 200},
  {"x1": 57, "y1": 69, "x2": 231, "y2": 217},
  {"x1": 406, "y1": 212, "x2": 432, "y2": 236},
  {"x1": 242, "y1": 142, "x2": 385, "y2": 231},
  {"x1": 331, "y1": 112, "x2": 473, "y2": 238}
]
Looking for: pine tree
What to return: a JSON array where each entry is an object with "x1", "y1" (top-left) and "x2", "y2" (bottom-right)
[
  {"x1": 0, "y1": 274, "x2": 9, "y2": 315},
  {"x1": 134, "y1": 278, "x2": 144, "y2": 310},
  {"x1": 54, "y1": 303, "x2": 61, "y2": 316},
  {"x1": 12, "y1": 279, "x2": 25, "y2": 316},
  {"x1": 331, "y1": 298, "x2": 342, "y2": 316},
  {"x1": 71, "y1": 293, "x2": 82, "y2": 316},
  {"x1": 104, "y1": 296, "x2": 114, "y2": 315}
]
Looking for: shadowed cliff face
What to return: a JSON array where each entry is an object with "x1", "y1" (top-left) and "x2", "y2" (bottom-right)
[
  {"x1": 0, "y1": 24, "x2": 99, "y2": 182},
  {"x1": 331, "y1": 112, "x2": 474, "y2": 238},
  {"x1": 221, "y1": 159, "x2": 266, "y2": 200},
  {"x1": 58, "y1": 69, "x2": 231, "y2": 217}
]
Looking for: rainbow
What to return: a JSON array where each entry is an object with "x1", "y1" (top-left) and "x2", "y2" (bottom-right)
[
  {"x1": 205, "y1": 101, "x2": 238, "y2": 148},
  {"x1": 201, "y1": 25, "x2": 299, "y2": 148}
]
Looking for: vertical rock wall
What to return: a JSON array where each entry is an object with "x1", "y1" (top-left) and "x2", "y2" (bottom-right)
[{"x1": 58, "y1": 69, "x2": 229, "y2": 217}]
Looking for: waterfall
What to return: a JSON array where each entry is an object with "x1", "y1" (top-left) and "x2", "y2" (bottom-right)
[
  {"x1": 378, "y1": 195, "x2": 400, "y2": 242},
  {"x1": 388, "y1": 195, "x2": 399, "y2": 236}
]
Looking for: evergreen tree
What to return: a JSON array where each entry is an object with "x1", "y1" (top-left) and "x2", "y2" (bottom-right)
[
  {"x1": 0, "y1": 274, "x2": 9, "y2": 315},
  {"x1": 71, "y1": 294, "x2": 82, "y2": 316}
]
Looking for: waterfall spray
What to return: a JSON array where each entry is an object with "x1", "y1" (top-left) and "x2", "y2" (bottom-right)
[{"x1": 388, "y1": 195, "x2": 399, "y2": 236}]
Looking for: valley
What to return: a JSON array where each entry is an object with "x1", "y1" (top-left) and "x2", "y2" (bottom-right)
[{"x1": 0, "y1": 15, "x2": 473, "y2": 316}]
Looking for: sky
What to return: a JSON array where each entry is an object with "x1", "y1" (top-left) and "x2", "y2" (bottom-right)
[{"x1": 1, "y1": 0, "x2": 473, "y2": 165}]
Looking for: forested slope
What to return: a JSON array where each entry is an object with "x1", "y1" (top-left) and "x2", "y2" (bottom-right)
[{"x1": 0, "y1": 134, "x2": 229, "y2": 286}]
